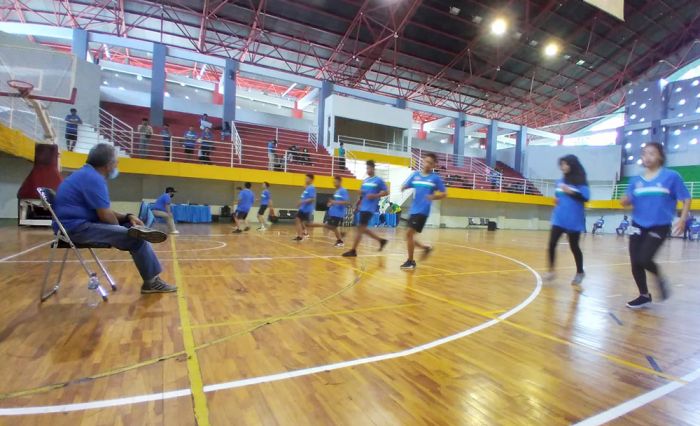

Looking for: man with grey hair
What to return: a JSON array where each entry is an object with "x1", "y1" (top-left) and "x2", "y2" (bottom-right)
[{"x1": 54, "y1": 143, "x2": 176, "y2": 294}]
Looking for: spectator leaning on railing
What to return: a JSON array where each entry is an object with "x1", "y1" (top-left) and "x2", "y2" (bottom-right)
[
  {"x1": 183, "y1": 126, "x2": 198, "y2": 159},
  {"x1": 64, "y1": 108, "x2": 82, "y2": 152},
  {"x1": 200, "y1": 127, "x2": 214, "y2": 164},
  {"x1": 137, "y1": 118, "x2": 153, "y2": 156},
  {"x1": 160, "y1": 124, "x2": 172, "y2": 160}
]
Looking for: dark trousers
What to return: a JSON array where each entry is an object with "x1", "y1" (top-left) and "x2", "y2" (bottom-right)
[
  {"x1": 629, "y1": 223, "x2": 670, "y2": 294},
  {"x1": 548, "y1": 225, "x2": 583, "y2": 273}
]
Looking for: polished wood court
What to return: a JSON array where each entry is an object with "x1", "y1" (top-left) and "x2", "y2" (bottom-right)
[{"x1": 0, "y1": 223, "x2": 699, "y2": 425}]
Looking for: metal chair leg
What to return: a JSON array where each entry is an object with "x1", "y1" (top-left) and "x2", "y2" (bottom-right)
[
  {"x1": 88, "y1": 248, "x2": 117, "y2": 291},
  {"x1": 73, "y1": 248, "x2": 108, "y2": 304},
  {"x1": 40, "y1": 243, "x2": 59, "y2": 303}
]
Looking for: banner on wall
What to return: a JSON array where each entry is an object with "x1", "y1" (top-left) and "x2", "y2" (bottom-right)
[{"x1": 584, "y1": 0, "x2": 624, "y2": 21}]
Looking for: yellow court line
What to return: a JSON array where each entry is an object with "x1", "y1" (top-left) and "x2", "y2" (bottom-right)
[
  {"x1": 189, "y1": 303, "x2": 421, "y2": 330},
  {"x1": 258, "y1": 235, "x2": 685, "y2": 384},
  {"x1": 182, "y1": 270, "x2": 338, "y2": 278},
  {"x1": 414, "y1": 267, "x2": 530, "y2": 278},
  {"x1": 171, "y1": 238, "x2": 211, "y2": 426}
]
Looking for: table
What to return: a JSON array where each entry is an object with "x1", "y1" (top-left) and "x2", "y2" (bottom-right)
[
  {"x1": 354, "y1": 212, "x2": 398, "y2": 227},
  {"x1": 141, "y1": 202, "x2": 212, "y2": 224}
]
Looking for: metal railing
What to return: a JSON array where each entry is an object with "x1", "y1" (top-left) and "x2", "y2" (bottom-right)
[
  {"x1": 308, "y1": 126, "x2": 319, "y2": 151},
  {"x1": 337, "y1": 134, "x2": 408, "y2": 153},
  {"x1": 98, "y1": 108, "x2": 133, "y2": 153},
  {"x1": 231, "y1": 122, "x2": 243, "y2": 166}
]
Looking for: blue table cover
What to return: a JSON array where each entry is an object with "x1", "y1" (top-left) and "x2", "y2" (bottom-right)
[
  {"x1": 143, "y1": 202, "x2": 212, "y2": 223},
  {"x1": 354, "y1": 212, "x2": 398, "y2": 227}
]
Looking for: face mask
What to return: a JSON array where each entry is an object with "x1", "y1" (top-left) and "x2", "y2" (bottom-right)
[
  {"x1": 108, "y1": 168, "x2": 119, "y2": 180},
  {"x1": 170, "y1": 193, "x2": 175, "y2": 198}
]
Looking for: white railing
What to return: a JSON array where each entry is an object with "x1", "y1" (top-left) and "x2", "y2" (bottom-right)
[
  {"x1": 308, "y1": 126, "x2": 319, "y2": 151},
  {"x1": 411, "y1": 148, "x2": 495, "y2": 176},
  {"x1": 231, "y1": 122, "x2": 243, "y2": 166},
  {"x1": 98, "y1": 108, "x2": 133, "y2": 153},
  {"x1": 337, "y1": 134, "x2": 408, "y2": 153},
  {"x1": 0, "y1": 95, "x2": 65, "y2": 143}
]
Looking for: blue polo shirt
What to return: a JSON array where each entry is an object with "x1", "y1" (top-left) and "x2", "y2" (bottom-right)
[
  {"x1": 237, "y1": 189, "x2": 255, "y2": 213},
  {"x1": 626, "y1": 168, "x2": 690, "y2": 228},
  {"x1": 359, "y1": 176, "x2": 387, "y2": 213},
  {"x1": 299, "y1": 185, "x2": 316, "y2": 213},
  {"x1": 260, "y1": 189, "x2": 271, "y2": 206},
  {"x1": 64, "y1": 113, "x2": 81, "y2": 134},
  {"x1": 153, "y1": 193, "x2": 171, "y2": 212},
  {"x1": 267, "y1": 141, "x2": 275, "y2": 153},
  {"x1": 184, "y1": 130, "x2": 198, "y2": 149},
  {"x1": 551, "y1": 180, "x2": 590, "y2": 232},
  {"x1": 160, "y1": 129, "x2": 171, "y2": 146},
  {"x1": 328, "y1": 187, "x2": 349, "y2": 218},
  {"x1": 403, "y1": 171, "x2": 446, "y2": 216},
  {"x1": 54, "y1": 164, "x2": 110, "y2": 232}
]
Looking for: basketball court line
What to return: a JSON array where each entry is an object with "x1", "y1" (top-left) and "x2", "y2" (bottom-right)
[
  {"x1": 0, "y1": 239, "x2": 542, "y2": 416},
  {"x1": 0, "y1": 240, "x2": 51, "y2": 262}
]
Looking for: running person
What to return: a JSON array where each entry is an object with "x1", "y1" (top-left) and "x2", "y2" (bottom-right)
[
  {"x1": 306, "y1": 176, "x2": 350, "y2": 247},
  {"x1": 546, "y1": 155, "x2": 590, "y2": 288},
  {"x1": 232, "y1": 182, "x2": 254, "y2": 233},
  {"x1": 293, "y1": 174, "x2": 316, "y2": 241},
  {"x1": 400, "y1": 153, "x2": 446, "y2": 270},
  {"x1": 621, "y1": 142, "x2": 691, "y2": 309},
  {"x1": 342, "y1": 160, "x2": 389, "y2": 257},
  {"x1": 257, "y1": 182, "x2": 272, "y2": 231}
]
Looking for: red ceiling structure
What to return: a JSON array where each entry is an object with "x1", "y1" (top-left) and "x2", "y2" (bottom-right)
[{"x1": 2, "y1": 0, "x2": 700, "y2": 133}]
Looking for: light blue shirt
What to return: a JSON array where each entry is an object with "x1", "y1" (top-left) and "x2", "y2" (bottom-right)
[
  {"x1": 626, "y1": 168, "x2": 690, "y2": 228},
  {"x1": 299, "y1": 185, "x2": 316, "y2": 213},
  {"x1": 328, "y1": 188, "x2": 349, "y2": 218},
  {"x1": 359, "y1": 176, "x2": 387, "y2": 213}
]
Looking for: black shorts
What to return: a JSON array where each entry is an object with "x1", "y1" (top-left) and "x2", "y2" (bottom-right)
[
  {"x1": 184, "y1": 147, "x2": 194, "y2": 154},
  {"x1": 258, "y1": 205, "x2": 268, "y2": 215},
  {"x1": 408, "y1": 214, "x2": 428, "y2": 233},
  {"x1": 236, "y1": 210, "x2": 248, "y2": 220},
  {"x1": 358, "y1": 211, "x2": 374, "y2": 226},
  {"x1": 65, "y1": 132, "x2": 77, "y2": 141},
  {"x1": 327, "y1": 216, "x2": 343, "y2": 227},
  {"x1": 296, "y1": 211, "x2": 311, "y2": 223}
]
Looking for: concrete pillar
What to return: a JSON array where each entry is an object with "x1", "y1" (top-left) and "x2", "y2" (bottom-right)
[
  {"x1": 515, "y1": 126, "x2": 526, "y2": 173},
  {"x1": 453, "y1": 111, "x2": 465, "y2": 167},
  {"x1": 317, "y1": 80, "x2": 333, "y2": 148},
  {"x1": 149, "y1": 43, "x2": 167, "y2": 126},
  {"x1": 395, "y1": 98, "x2": 407, "y2": 109},
  {"x1": 485, "y1": 120, "x2": 498, "y2": 168},
  {"x1": 222, "y1": 58, "x2": 238, "y2": 125},
  {"x1": 71, "y1": 29, "x2": 88, "y2": 61}
]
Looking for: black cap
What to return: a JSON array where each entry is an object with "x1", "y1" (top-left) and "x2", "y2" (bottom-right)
[{"x1": 166, "y1": 187, "x2": 177, "y2": 193}]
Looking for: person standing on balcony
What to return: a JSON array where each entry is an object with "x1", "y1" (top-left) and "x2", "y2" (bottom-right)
[
  {"x1": 267, "y1": 139, "x2": 277, "y2": 170},
  {"x1": 160, "y1": 124, "x2": 172, "y2": 160},
  {"x1": 621, "y1": 143, "x2": 690, "y2": 309},
  {"x1": 152, "y1": 187, "x2": 179, "y2": 234},
  {"x1": 338, "y1": 142, "x2": 346, "y2": 169},
  {"x1": 200, "y1": 113, "x2": 212, "y2": 132},
  {"x1": 64, "y1": 108, "x2": 82, "y2": 152},
  {"x1": 257, "y1": 182, "x2": 272, "y2": 231},
  {"x1": 200, "y1": 127, "x2": 214, "y2": 164},
  {"x1": 221, "y1": 122, "x2": 232, "y2": 141},
  {"x1": 545, "y1": 155, "x2": 590, "y2": 289},
  {"x1": 183, "y1": 126, "x2": 198, "y2": 160},
  {"x1": 233, "y1": 182, "x2": 255, "y2": 233},
  {"x1": 342, "y1": 160, "x2": 389, "y2": 257},
  {"x1": 137, "y1": 118, "x2": 153, "y2": 157},
  {"x1": 399, "y1": 153, "x2": 447, "y2": 270}
]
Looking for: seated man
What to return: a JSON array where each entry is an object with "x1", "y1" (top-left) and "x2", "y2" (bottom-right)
[
  {"x1": 152, "y1": 186, "x2": 179, "y2": 234},
  {"x1": 616, "y1": 215, "x2": 630, "y2": 236},
  {"x1": 592, "y1": 216, "x2": 604, "y2": 235},
  {"x1": 54, "y1": 143, "x2": 176, "y2": 294}
]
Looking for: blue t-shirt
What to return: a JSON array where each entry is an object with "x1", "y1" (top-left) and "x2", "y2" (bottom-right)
[
  {"x1": 299, "y1": 185, "x2": 316, "y2": 213},
  {"x1": 184, "y1": 130, "x2": 198, "y2": 148},
  {"x1": 267, "y1": 141, "x2": 275, "y2": 153},
  {"x1": 328, "y1": 187, "x2": 350, "y2": 218},
  {"x1": 153, "y1": 193, "x2": 171, "y2": 212},
  {"x1": 160, "y1": 129, "x2": 171, "y2": 146},
  {"x1": 54, "y1": 164, "x2": 110, "y2": 232},
  {"x1": 626, "y1": 168, "x2": 690, "y2": 228},
  {"x1": 237, "y1": 189, "x2": 255, "y2": 213},
  {"x1": 359, "y1": 176, "x2": 388, "y2": 213},
  {"x1": 403, "y1": 171, "x2": 446, "y2": 216},
  {"x1": 551, "y1": 180, "x2": 590, "y2": 232},
  {"x1": 260, "y1": 189, "x2": 271, "y2": 206},
  {"x1": 65, "y1": 113, "x2": 81, "y2": 133}
]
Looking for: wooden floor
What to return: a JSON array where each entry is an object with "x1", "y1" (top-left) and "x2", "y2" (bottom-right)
[{"x1": 0, "y1": 222, "x2": 699, "y2": 426}]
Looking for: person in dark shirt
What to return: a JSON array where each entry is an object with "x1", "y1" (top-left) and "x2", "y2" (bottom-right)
[{"x1": 64, "y1": 108, "x2": 82, "y2": 152}]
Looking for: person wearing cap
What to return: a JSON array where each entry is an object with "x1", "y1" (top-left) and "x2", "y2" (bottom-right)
[{"x1": 152, "y1": 187, "x2": 179, "y2": 234}]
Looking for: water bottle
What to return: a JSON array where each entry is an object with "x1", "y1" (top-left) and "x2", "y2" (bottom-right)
[{"x1": 87, "y1": 274, "x2": 100, "y2": 308}]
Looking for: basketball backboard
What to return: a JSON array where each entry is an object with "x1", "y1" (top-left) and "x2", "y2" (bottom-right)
[{"x1": 0, "y1": 32, "x2": 77, "y2": 103}]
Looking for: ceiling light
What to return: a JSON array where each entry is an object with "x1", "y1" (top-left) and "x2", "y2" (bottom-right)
[
  {"x1": 528, "y1": 40, "x2": 539, "y2": 47},
  {"x1": 674, "y1": 144, "x2": 680, "y2": 149},
  {"x1": 115, "y1": 73, "x2": 119, "y2": 77},
  {"x1": 641, "y1": 142, "x2": 647, "y2": 147},
  {"x1": 630, "y1": 114, "x2": 637, "y2": 119},
  {"x1": 674, "y1": 129, "x2": 681, "y2": 136},
  {"x1": 136, "y1": 75, "x2": 143, "y2": 81},
  {"x1": 563, "y1": 54, "x2": 571, "y2": 60},
  {"x1": 675, "y1": 87, "x2": 682, "y2": 92},
  {"x1": 639, "y1": 118, "x2": 645, "y2": 122},
  {"x1": 628, "y1": 89, "x2": 634, "y2": 94},
  {"x1": 102, "y1": 81, "x2": 108, "y2": 85},
  {"x1": 643, "y1": 87, "x2": 649, "y2": 92},
  {"x1": 185, "y1": 95, "x2": 190, "y2": 100},
  {"x1": 693, "y1": 80, "x2": 699, "y2": 87},
  {"x1": 576, "y1": 59, "x2": 586, "y2": 66},
  {"x1": 440, "y1": 138, "x2": 448, "y2": 144},
  {"x1": 694, "y1": 125, "x2": 699, "y2": 130},
  {"x1": 678, "y1": 113, "x2": 684, "y2": 117},
  {"x1": 165, "y1": 92, "x2": 170, "y2": 97},
  {"x1": 691, "y1": 138, "x2": 698, "y2": 145},
  {"x1": 640, "y1": 103, "x2": 646, "y2": 109},
  {"x1": 637, "y1": 159, "x2": 643, "y2": 165},
  {"x1": 118, "y1": 86, "x2": 125, "y2": 91},
  {"x1": 628, "y1": 156, "x2": 634, "y2": 161},
  {"x1": 450, "y1": 6, "x2": 461, "y2": 16},
  {"x1": 642, "y1": 130, "x2": 649, "y2": 135},
  {"x1": 624, "y1": 143, "x2": 632, "y2": 149},
  {"x1": 490, "y1": 18, "x2": 507, "y2": 36},
  {"x1": 626, "y1": 131, "x2": 632, "y2": 136},
  {"x1": 180, "y1": 82, "x2": 186, "y2": 87},
  {"x1": 631, "y1": 101, "x2": 637, "y2": 106},
  {"x1": 472, "y1": 15, "x2": 482, "y2": 23},
  {"x1": 543, "y1": 42, "x2": 560, "y2": 57},
  {"x1": 679, "y1": 99, "x2": 686, "y2": 105}
]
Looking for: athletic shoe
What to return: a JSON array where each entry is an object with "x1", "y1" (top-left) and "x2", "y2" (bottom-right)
[
  {"x1": 244, "y1": 226, "x2": 250, "y2": 231},
  {"x1": 400, "y1": 260, "x2": 416, "y2": 270},
  {"x1": 421, "y1": 246, "x2": 433, "y2": 260},
  {"x1": 169, "y1": 230, "x2": 180, "y2": 235},
  {"x1": 657, "y1": 277, "x2": 670, "y2": 301},
  {"x1": 303, "y1": 233, "x2": 310, "y2": 239},
  {"x1": 232, "y1": 229, "x2": 243, "y2": 234},
  {"x1": 571, "y1": 272, "x2": 585, "y2": 288},
  {"x1": 141, "y1": 277, "x2": 177, "y2": 294},
  {"x1": 334, "y1": 240, "x2": 344, "y2": 247},
  {"x1": 542, "y1": 271, "x2": 555, "y2": 281},
  {"x1": 292, "y1": 236, "x2": 303, "y2": 241},
  {"x1": 342, "y1": 249, "x2": 357, "y2": 257},
  {"x1": 128, "y1": 226, "x2": 167, "y2": 244},
  {"x1": 257, "y1": 226, "x2": 266, "y2": 231},
  {"x1": 626, "y1": 294, "x2": 652, "y2": 309},
  {"x1": 378, "y1": 238, "x2": 388, "y2": 251}
]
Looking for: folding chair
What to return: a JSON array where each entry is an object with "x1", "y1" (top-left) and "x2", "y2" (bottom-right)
[{"x1": 36, "y1": 188, "x2": 117, "y2": 304}]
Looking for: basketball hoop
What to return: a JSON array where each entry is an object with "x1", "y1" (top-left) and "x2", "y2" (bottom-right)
[{"x1": 7, "y1": 80, "x2": 34, "y2": 98}]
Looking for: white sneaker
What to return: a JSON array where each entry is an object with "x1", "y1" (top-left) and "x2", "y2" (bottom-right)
[
  {"x1": 170, "y1": 230, "x2": 180, "y2": 235},
  {"x1": 542, "y1": 271, "x2": 555, "y2": 281},
  {"x1": 257, "y1": 226, "x2": 266, "y2": 231}
]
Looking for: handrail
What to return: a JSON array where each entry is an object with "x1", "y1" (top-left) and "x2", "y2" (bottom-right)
[
  {"x1": 231, "y1": 121, "x2": 243, "y2": 166},
  {"x1": 308, "y1": 126, "x2": 319, "y2": 151},
  {"x1": 337, "y1": 134, "x2": 408, "y2": 153}
]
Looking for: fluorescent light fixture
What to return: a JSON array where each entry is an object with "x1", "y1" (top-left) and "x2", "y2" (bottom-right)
[
  {"x1": 642, "y1": 130, "x2": 649, "y2": 135},
  {"x1": 674, "y1": 144, "x2": 680, "y2": 149},
  {"x1": 674, "y1": 129, "x2": 681, "y2": 136},
  {"x1": 690, "y1": 138, "x2": 698, "y2": 145},
  {"x1": 630, "y1": 114, "x2": 637, "y2": 119},
  {"x1": 490, "y1": 18, "x2": 507, "y2": 36},
  {"x1": 103, "y1": 81, "x2": 108, "y2": 85},
  {"x1": 675, "y1": 87, "x2": 682, "y2": 93},
  {"x1": 624, "y1": 143, "x2": 632, "y2": 149},
  {"x1": 281, "y1": 83, "x2": 297, "y2": 97},
  {"x1": 628, "y1": 156, "x2": 634, "y2": 161},
  {"x1": 640, "y1": 103, "x2": 646, "y2": 109},
  {"x1": 679, "y1": 99, "x2": 686, "y2": 105}
]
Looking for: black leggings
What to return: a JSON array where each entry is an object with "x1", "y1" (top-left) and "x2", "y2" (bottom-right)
[
  {"x1": 548, "y1": 226, "x2": 583, "y2": 274},
  {"x1": 629, "y1": 223, "x2": 670, "y2": 294}
]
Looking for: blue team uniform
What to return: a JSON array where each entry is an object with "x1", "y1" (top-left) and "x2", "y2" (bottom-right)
[
  {"x1": 626, "y1": 169, "x2": 690, "y2": 228},
  {"x1": 551, "y1": 180, "x2": 590, "y2": 232}
]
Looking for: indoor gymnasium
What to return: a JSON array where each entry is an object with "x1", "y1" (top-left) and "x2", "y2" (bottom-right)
[{"x1": 1, "y1": 1, "x2": 700, "y2": 425}]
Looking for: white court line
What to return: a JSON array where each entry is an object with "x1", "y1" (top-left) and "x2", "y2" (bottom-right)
[
  {"x1": 153, "y1": 240, "x2": 227, "y2": 253},
  {"x1": 0, "y1": 247, "x2": 542, "y2": 416},
  {"x1": 0, "y1": 253, "x2": 404, "y2": 264},
  {"x1": 0, "y1": 240, "x2": 52, "y2": 262},
  {"x1": 573, "y1": 366, "x2": 700, "y2": 426}
]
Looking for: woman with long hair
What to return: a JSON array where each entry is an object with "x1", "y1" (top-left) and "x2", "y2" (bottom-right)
[
  {"x1": 621, "y1": 142, "x2": 690, "y2": 309},
  {"x1": 546, "y1": 155, "x2": 590, "y2": 288}
]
